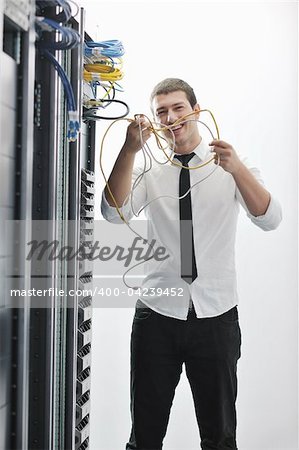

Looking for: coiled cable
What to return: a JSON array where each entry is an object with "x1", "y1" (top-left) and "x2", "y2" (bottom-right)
[{"x1": 84, "y1": 40, "x2": 125, "y2": 58}]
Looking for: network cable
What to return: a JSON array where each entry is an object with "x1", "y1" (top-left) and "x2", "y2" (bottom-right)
[
  {"x1": 84, "y1": 82, "x2": 116, "y2": 108},
  {"x1": 99, "y1": 110, "x2": 220, "y2": 290},
  {"x1": 84, "y1": 40, "x2": 125, "y2": 58},
  {"x1": 43, "y1": 50, "x2": 80, "y2": 141},
  {"x1": 100, "y1": 109, "x2": 219, "y2": 222},
  {"x1": 83, "y1": 40, "x2": 126, "y2": 119},
  {"x1": 83, "y1": 66, "x2": 123, "y2": 83},
  {"x1": 83, "y1": 99, "x2": 130, "y2": 121},
  {"x1": 35, "y1": 0, "x2": 81, "y2": 141},
  {"x1": 36, "y1": 17, "x2": 81, "y2": 50}
]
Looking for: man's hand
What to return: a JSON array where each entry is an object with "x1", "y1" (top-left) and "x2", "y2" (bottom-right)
[
  {"x1": 104, "y1": 115, "x2": 151, "y2": 207},
  {"x1": 124, "y1": 115, "x2": 152, "y2": 154},
  {"x1": 209, "y1": 139, "x2": 243, "y2": 175},
  {"x1": 210, "y1": 139, "x2": 271, "y2": 216}
]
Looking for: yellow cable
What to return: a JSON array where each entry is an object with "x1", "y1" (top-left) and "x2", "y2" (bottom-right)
[
  {"x1": 85, "y1": 82, "x2": 115, "y2": 106},
  {"x1": 136, "y1": 109, "x2": 220, "y2": 170},
  {"x1": 84, "y1": 59, "x2": 123, "y2": 100},
  {"x1": 84, "y1": 68, "x2": 123, "y2": 82},
  {"x1": 100, "y1": 108, "x2": 220, "y2": 224},
  {"x1": 84, "y1": 57, "x2": 123, "y2": 71},
  {"x1": 84, "y1": 58, "x2": 124, "y2": 82}
]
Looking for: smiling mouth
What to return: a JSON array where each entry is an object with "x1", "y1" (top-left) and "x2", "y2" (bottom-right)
[{"x1": 169, "y1": 123, "x2": 184, "y2": 132}]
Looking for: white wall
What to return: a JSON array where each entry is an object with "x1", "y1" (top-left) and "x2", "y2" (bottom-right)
[{"x1": 79, "y1": 2, "x2": 298, "y2": 449}]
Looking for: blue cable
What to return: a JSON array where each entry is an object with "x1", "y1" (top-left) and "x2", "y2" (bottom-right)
[
  {"x1": 43, "y1": 50, "x2": 79, "y2": 141},
  {"x1": 56, "y1": 0, "x2": 72, "y2": 23},
  {"x1": 36, "y1": 1, "x2": 81, "y2": 141},
  {"x1": 36, "y1": 17, "x2": 81, "y2": 50},
  {"x1": 84, "y1": 40, "x2": 125, "y2": 58}
]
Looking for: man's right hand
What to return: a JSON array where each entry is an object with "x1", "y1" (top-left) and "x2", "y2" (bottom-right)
[
  {"x1": 124, "y1": 115, "x2": 152, "y2": 154},
  {"x1": 104, "y1": 115, "x2": 152, "y2": 207}
]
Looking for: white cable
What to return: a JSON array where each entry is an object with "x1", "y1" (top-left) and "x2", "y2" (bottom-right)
[
  {"x1": 67, "y1": 0, "x2": 80, "y2": 18},
  {"x1": 130, "y1": 118, "x2": 218, "y2": 217},
  {"x1": 129, "y1": 119, "x2": 176, "y2": 217},
  {"x1": 136, "y1": 163, "x2": 220, "y2": 216},
  {"x1": 119, "y1": 118, "x2": 174, "y2": 289},
  {"x1": 119, "y1": 116, "x2": 219, "y2": 290}
]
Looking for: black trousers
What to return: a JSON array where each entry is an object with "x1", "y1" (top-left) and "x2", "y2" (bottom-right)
[{"x1": 125, "y1": 303, "x2": 241, "y2": 450}]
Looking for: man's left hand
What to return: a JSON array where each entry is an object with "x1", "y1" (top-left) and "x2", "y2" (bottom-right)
[{"x1": 209, "y1": 140, "x2": 243, "y2": 175}]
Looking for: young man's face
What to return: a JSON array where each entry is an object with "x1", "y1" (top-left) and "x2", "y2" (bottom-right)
[{"x1": 152, "y1": 90, "x2": 201, "y2": 152}]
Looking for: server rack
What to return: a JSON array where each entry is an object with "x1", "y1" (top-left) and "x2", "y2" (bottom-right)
[
  {"x1": 0, "y1": 2, "x2": 96, "y2": 449},
  {"x1": 1, "y1": 1, "x2": 36, "y2": 449}
]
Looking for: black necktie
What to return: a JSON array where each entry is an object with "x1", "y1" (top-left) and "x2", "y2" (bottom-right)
[{"x1": 174, "y1": 153, "x2": 198, "y2": 284}]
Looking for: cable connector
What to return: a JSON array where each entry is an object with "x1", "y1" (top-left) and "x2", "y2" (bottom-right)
[{"x1": 68, "y1": 110, "x2": 80, "y2": 142}]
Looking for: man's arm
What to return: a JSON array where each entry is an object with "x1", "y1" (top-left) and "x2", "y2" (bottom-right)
[
  {"x1": 104, "y1": 116, "x2": 151, "y2": 207},
  {"x1": 210, "y1": 139, "x2": 270, "y2": 216},
  {"x1": 104, "y1": 145, "x2": 136, "y2": 207}
]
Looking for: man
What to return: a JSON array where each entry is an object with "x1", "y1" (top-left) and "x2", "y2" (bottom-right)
[{"x1": 101, "y1": 78, "x2": 282, "y2": 450}]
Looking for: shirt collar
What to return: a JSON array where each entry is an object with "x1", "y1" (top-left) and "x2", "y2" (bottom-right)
[
  {"x1": 172, "y1": 138, "x2": 210, "y2": 162},
  {"x1": 193, "y1": 138, "x2": 210, "y2": 161}
]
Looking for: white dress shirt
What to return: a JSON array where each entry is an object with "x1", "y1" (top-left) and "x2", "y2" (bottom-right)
[{"x1": 101, "y1": 139, "x2": 282, "y2": 320}]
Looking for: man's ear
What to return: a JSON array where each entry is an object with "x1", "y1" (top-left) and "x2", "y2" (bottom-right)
[{"x1": 193, "y1": 104, "x2": 200, "y2": 117}]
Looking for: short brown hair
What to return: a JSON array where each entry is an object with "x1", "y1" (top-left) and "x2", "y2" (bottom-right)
[{"x1": 150, "y1": 78, "x2": 197, "y2": 109}]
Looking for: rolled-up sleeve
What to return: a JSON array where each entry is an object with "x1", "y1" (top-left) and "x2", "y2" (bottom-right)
[
  {"x1": 101, "y1": 165, "x2": 147, "y2": 224},
  {"x1": 245, "y1": 194, "x2": 282, "y2": 231},
  {"x1": 236, "y1": 158, "x2": 282, "y2": 231}
]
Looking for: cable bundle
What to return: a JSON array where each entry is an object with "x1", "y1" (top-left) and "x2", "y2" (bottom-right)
[
  {"x1": 99, "y1": 110, "x2": 220, "y2": 289},
  {"x1": 83, "y1": 42, "x2": 124, "y2": 84},
  {"x1": 36, "y1": 17, "x2": 80, "y2": 50},
  {"x1": 84, "y1": 63, "x2": 123, "y2": 83},
  {"x1": 83, "y1": 39, "x2": 129, "y2": 120},
  {"x1": 85, "y1": 40, "x2": 125, "y2": 58},
  {"x1": 101, "y1": 109, "x2": 220, "y2": 221},
  {"x1": 35, "y1": 0, "x2": 80, "y2": 141}
]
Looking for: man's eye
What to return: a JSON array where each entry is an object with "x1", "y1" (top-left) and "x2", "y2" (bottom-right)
[{"x1": 157, "y1": 111, "x2": 166, "y2": 116}]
